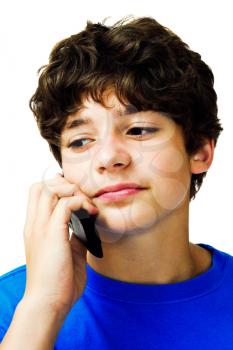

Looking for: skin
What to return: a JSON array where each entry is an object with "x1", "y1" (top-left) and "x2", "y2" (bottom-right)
[{"x1": 60, "y1": 89, "x2": 214, "y2": 284}]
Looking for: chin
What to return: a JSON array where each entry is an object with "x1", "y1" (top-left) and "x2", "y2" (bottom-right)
[{"x1": 94, "y1": 199, "x2": 160, "y2": 243}]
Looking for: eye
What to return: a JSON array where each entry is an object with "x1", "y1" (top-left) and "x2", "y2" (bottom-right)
[
  {"x1": 68, "y1": 127, "x2": 159, "y2": 150},
  {"x1": 68, "y1": 138, "x2": 92, "y2": 149},
  {"x1": 127, "y1": 127, "x2": 159, "y2": 138}
]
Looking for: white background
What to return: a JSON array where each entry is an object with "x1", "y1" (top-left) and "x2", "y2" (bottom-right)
[{"x1": 0, "y1": 0, "x2": 232, "y2": 275}]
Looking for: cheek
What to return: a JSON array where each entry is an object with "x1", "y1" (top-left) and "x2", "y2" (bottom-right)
[
  {"x1": 62, "y1": 162, "x2": 89, "y2": 187},
  {"x1": 151, "y1": 146, "x2": 184, "y2": 173},
  {"x1": 61, "y1": 147, "x2": 93, "y2": 184},
  {"x1": 153, "y1": 176, "x2": 190, "y2": 210},
  {"x1": 149, "y1": 146, "x2": 190, "y2": 210}
]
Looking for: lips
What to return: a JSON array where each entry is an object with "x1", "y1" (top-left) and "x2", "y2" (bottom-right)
[{"x1": 94, "y1": 183, "x2": 144, "y2": 198}]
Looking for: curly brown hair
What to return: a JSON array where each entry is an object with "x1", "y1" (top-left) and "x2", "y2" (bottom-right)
[{"x1": 29, "y1": 15, "x2": 223, "y2": 201}]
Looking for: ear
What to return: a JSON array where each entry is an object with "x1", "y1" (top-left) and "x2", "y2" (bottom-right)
[{"x1": 190, "y1": 139, "x2": 215, "y2": 174}]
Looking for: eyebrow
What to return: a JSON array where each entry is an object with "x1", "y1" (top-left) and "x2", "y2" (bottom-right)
[{"x1": 64, "y1": 104, "x2": 139, "y2": 131}]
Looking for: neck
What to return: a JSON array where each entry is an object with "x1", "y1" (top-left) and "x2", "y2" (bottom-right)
[{"x1": 87, "y1": 200, "x2": 212, "y2": 284}]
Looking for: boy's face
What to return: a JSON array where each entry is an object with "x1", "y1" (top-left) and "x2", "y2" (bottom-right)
[{"x1": 60, "y1": 90, "x2": 192, "y2": 241}]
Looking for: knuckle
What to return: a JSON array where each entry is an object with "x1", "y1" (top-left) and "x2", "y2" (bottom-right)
[
  {"x1": 29, "y1": 182, "x2": 42, "y2": 193},
  {"x1": 43, "y1": 183, "x2": 76, "y2": 198},
  {"x1": 43, "y1": 189, "x2": 59, "y2": 201},
  {"x1": 57, "y1": 197, "x2": 73, "y2": 212},
  {"x1": 58, "y1": 194, "x2": 82, "y2": 208},
  {"x1": 58, "y1": 196, "x2": 70, "y2": 205},
  {"x1": 72, "y1": 188, "x2": 83, "y2": 196}
]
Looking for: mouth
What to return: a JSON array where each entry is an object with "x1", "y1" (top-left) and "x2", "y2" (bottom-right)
[
  {"x1": 94, "y1": 182, "x2": 145, "y2": 198},
  {"x1": 95, "y1": 188, "x2": 145, "y2": 202}
]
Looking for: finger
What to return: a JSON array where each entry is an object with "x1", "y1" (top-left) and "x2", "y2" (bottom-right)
[
  {"x1": 23, "y1": 174, "x2": 68, "y2": 237},
  {"x1": 41, "y1": 174, "x2": 76, "y2": 193},
  {"x1": 34, "y1": 182, "x2": 79, "y2": 229},
  {"x1": 43, "y1": 182, "x2": 78, "y2": 199},
  {"x1": 23, "y1": 173, "x2": 65, "y2": 234},
  {"x1": 23, "y1": 183, "x2": 43, "y2": 239},
  {"x1": 48, "y1": 195, "x2": 98, "y2": 241}
]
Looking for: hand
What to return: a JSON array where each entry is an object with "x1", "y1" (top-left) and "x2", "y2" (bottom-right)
[{"x1": 22, "y1": 173, "x2": 99, "y2": 317}]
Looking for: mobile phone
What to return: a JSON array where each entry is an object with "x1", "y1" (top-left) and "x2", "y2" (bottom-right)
[{"x1": 68, "y1": 208, "x2": 103, "y2": 258}]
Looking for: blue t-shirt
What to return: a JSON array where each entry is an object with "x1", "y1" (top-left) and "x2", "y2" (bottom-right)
[{"x1": 0, "y1": 243, "x2": 233, "y2": 349}]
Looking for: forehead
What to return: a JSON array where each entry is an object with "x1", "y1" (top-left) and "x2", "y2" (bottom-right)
[
  {"x1": 64, "y1": 103, "x2": 140, "y2": 130},
  {"x1": 61, "y1": 92, "x2": 177, "y2": 139},
  {"x1": 64, "y1": 95, "x2": 171, "y2": 127},
  {"x1": 64, "y1": 91, "x2": 140, "y2": 126}
]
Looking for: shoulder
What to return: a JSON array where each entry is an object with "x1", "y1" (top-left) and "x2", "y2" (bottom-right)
[
  {"x1": 0, "y1": 264, "x2": 26, "y2": 295},
  {"x1": 0, "y1": 264, "x2": 26, "y2": 281},
  {"x1": 0, "y1": 265, "x2": 26, "y2": 337}
]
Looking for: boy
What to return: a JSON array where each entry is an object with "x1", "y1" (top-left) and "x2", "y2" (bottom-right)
[{"x1": 0, "y1": 15, "x2": 232, "y2": 349}]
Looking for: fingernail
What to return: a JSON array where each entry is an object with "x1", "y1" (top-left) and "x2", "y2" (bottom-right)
[{"x1": 90, "y1": 205, "x2": 98, "y2": 214}]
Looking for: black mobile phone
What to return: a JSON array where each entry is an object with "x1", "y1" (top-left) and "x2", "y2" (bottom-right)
[{"x1": 68, "y1": 208, "x2": 103, "y2": 258}]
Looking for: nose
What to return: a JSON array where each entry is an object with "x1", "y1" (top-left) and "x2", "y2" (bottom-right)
[{"x1": 93, "y1": 132, "x2": 131, "y2": 174}]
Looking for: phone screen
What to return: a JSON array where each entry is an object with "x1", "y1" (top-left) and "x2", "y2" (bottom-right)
[{"x1": 68, "y1": 208, "x2": 103, "y2": 258}]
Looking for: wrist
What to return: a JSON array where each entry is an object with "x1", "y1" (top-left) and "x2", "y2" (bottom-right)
[
  {"x1": 18, "y1": 295, "x2": 68, "y2": 325},
  {"x1": 0, "y1": 297, "x2": 67, "y2": 349}
]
